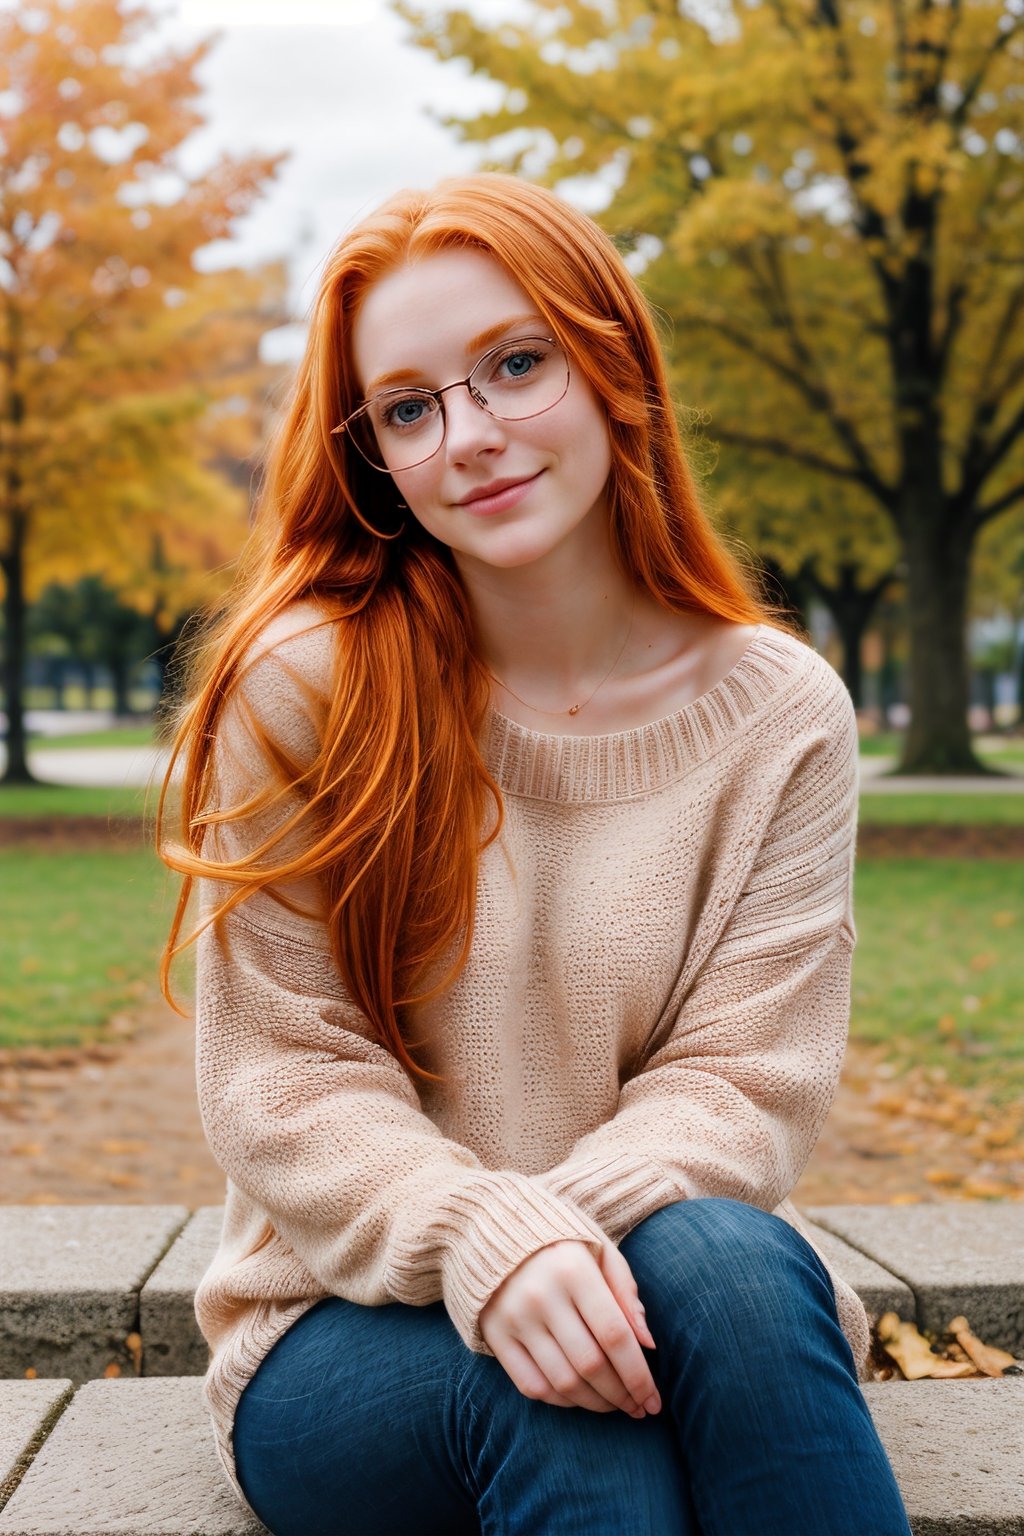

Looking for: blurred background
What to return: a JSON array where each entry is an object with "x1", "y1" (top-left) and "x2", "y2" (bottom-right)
[{"x1": 1, "y1": 0, "x2": 1022, "y2": 1208}]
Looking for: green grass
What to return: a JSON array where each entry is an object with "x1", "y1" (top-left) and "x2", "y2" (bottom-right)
[
  {"x1": 0, "y1": 784, "x2": 153, "y2": 819},
  {"x1": 851, "y1": 858, "x2": 1024, "y2": 1099},
  {"x1": 0, "y1": 846, "x2": 191, "y2": 1049},
  {"x1": 1, "y1": 841, "x2": 1021, "y2": 1109},
  {"x1": 858, "y1": 731, "x2": 1024, "y2": 768},
  {"x1": 29, "y1": 725, "x2": 158, "y2": 751},
  {"x1": 858, "y1": 793, "x2": 1024, "y2": 824}
]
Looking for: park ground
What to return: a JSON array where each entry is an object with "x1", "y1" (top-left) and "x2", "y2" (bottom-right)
[{"x1": 0, "y1": 724, "x2": 1022, "y2": 1209}]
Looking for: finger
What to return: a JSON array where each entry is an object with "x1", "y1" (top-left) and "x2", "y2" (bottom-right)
[
  {"x1": 599, "y1": 1244, "x2": 658, "y2": 1351},
  {"x1": 572, "y1": 1283, "x2": 661, "y2": 1415},
  {"x1": 494, "y1": 1337, "x2": 580, "y2": 1409},
  {"x1": 521, "y1": 1324, "x2": 640, "y2": 1416}
]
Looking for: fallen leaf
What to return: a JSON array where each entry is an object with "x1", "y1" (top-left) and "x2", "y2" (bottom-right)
[
  {"x1": 125, "y1": 1332, "x2": 143, "y2": 1373},
  {"x1": 948, "y1": 1317, "x2": 1019, "y2": 1377},
  {"x1": 876, "y1": 1314, "x2": 978, "y2": 1380}
]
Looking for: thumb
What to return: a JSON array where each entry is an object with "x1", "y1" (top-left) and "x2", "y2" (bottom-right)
[{"x1": 599, "y1": 1243, "x2": 657, "y2": 1350}]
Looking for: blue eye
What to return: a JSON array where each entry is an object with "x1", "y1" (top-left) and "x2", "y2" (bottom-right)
[
  {"x1": 377, "y1": 393, "x2": 438, "y2": 432},
  {"x1": 498, "y1": 348, "x2": 544, "y2": 380}
]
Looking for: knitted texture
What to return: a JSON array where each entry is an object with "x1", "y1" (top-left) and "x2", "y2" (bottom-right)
[{"x1": 190, "y1": 604, "x2": 870, "y2": 1511}]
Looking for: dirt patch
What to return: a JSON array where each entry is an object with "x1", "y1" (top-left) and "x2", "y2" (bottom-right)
[
  {"x1": 0, "y1": 818, "x2": 149, "y2": 850},
  {"x1": 1, "y1": 996, "x2": 1020, "y2": 1208}
]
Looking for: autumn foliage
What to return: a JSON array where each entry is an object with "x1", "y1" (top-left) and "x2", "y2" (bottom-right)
[
  {"x1": 0, "y1": 0, "x2": 287, "y2": 781},
  {"x1": 398, "y1": 0, "x2": 1024, "y2": 770}
]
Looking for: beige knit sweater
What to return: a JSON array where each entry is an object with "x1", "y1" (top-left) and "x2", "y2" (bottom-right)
[{"x1": 191, "y1": 602, "x2": 870, "y2": 1512}]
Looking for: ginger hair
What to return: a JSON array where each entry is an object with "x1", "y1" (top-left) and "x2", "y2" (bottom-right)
[{"x1": 159, "y1": 173, "x2": 783, "y2": 1082}]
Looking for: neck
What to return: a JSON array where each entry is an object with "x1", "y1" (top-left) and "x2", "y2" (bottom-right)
[{"x1": 454, "y1": 519, "x2": 638, "y2": 710}]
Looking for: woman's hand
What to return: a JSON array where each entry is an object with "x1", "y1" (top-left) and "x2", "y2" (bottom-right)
[{"x1": 479, "y1": 1239, "x2": 661, "y2": 1418}]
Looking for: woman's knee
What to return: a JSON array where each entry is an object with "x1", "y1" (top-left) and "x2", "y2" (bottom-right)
[{"x1": 621, "y1": 1197, "x2": 833, "y2": 1323}]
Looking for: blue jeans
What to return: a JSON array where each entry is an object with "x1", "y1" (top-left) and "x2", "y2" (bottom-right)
[{"x1": 233, "y1": 1197, "x2": 911, "y2": 1535}]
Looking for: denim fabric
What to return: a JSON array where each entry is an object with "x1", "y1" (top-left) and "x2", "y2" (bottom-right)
[{"x1": 233, "y1": 1197, "x2": 912, "y2": 1535}]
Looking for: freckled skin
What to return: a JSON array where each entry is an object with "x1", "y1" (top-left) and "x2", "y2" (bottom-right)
[{"x1": 351, "y1": 249, "x2": 614, "y2": 581}]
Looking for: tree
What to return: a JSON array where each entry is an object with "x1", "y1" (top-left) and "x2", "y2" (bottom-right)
[
  {"x1": 398, "y1": 0, "x2": 1024, "y2": 771},
  {"x1": 29, "y1": 573, "x2": 152, "y2": 714},
  {"x1": 1, "y1": 0, "x2": 285, "y2": 783}
]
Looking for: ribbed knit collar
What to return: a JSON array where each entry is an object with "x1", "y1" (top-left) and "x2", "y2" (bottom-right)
[{"x1": 483, "y1": 624, "x2": 809, "y2": 803}]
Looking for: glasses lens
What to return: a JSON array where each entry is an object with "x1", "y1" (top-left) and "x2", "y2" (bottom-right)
[
  {"x1": 468, "y1": 337, "x2": 568, "y2": 422},
  {"x1": 348, "y1": 390, "x2": 444, "y2": 472}
]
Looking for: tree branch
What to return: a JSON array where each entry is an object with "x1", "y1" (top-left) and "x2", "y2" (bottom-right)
[
  {"x1": 707, "y1": 423, "x2": 895, "y2": 504},
  {"x1": 974, "y1": 478, "x2": 1024, "y2": 528}
]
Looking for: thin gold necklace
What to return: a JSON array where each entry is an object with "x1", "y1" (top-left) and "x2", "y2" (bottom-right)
[{"x1": 486, "y1": 598, "x2": 636, "y2": 718}]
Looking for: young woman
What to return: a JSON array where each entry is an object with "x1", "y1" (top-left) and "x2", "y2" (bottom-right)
[{"x1": 161, "y1": 174, "x2": 912, "y2": 1536}]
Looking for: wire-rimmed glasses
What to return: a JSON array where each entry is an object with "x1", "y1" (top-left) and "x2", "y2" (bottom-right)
[{"x1": 332, "y1": 336, "x2": 570, "y2": 473}]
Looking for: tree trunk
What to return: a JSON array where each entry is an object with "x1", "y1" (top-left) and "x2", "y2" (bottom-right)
[
  {"x1": 1, "y1": 509, "x2": 35, "y2": 784},
  {"x1": 111, "y1": 656, "x2": 133, "y2": 718},
  {"x1": 801, "y1": 562, "x2": 893, "y2": 709},
  {"x1": 897, "y1": 513, "x2": 990, "y2": 774}
]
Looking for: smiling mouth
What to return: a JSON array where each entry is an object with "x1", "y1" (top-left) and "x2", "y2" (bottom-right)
[{"x1": 456, "y1": 471, "x2": 544, "y2": 509}]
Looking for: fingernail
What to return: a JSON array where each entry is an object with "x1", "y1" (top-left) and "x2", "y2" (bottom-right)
[{"x1": 644, "y1": 1394, "x2": 661, "y2": 1414}]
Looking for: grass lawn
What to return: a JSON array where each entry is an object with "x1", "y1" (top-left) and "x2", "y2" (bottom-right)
[
  {"x1": 0, "y1": 845, "x2": 191, "y2": 1050},
  {"x1": 29, "y1": 725, "x2": 158, "y2": 751},
  {"x1": 858, "y1": 793, "x2": 1024, "y2": 824},
  {"x1": 851, "y1": 859, "x2": 1024, "y2": 1100},
  {"x1": 0, "y1": 784, "x2": 154, "y2": 819},
  {"x1": 1, "y1": 836, "x2": 1021, "y2": 1107}
]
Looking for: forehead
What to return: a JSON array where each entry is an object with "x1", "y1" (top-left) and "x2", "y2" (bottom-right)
[{"x1": 350, "y1": 249, "x2": 538, "y2": 387}]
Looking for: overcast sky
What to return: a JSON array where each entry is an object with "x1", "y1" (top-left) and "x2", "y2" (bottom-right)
[{"x1": 158, "y1": 0, "x2": 499, "y2": 345}]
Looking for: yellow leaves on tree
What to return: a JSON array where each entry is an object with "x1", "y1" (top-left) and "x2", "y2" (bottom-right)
[
  {"x1": 397, "y1": 0, "x2": 1024, "y2": 772},
  {"x1": 0, "y1": 0, "x2": 287, "y2": 782}
]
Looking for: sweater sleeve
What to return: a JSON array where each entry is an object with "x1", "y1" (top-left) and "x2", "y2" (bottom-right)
[
  {"x1": 193, "y1": 616, "x2": 609, "y2": 1354},
  {"x1": 532, "y1": 672, "x2": 859, "y2": 1241}
]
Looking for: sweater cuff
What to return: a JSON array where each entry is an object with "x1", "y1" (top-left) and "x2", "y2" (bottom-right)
[
  {"x1": 386, "y1": 1170, "x2": 610, "y2": 1354},
  {"x1": 534, "y1": 1153, "x2": 685, "y2": 1244}
]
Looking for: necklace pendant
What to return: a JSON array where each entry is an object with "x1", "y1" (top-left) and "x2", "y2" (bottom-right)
[{"x1": 568, "y1": 703, "x2": 580, "y2": 716}]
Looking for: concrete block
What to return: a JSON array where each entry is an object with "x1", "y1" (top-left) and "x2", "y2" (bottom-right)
[
  {"x1": 0, "y1": 1383, "x2": 72, "y2": 1513},
  {"x1": 140, "y1": 1208, "x2": 223, "y2": 1377},
  {"x1": 863, "y1": 1379, "x2": 1024, "y2": 1535},
  {"x1": 801, "y1": 1217, "x2": 916, "y2": 1322},
  {"x1": 0, "y1": 1379, "x2": 267, "y2": 1536},
  {"x1": 0, "y1": 1208, "x2": 189, "y2": 1384},
  {"x1": 808, "y1": 1204, "x2": 1024, "y2": 1354}
]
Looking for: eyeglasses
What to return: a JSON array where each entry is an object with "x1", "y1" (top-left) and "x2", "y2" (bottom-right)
[{"x1": 332, "y1": 336, "x2": 570, "y2": 473}]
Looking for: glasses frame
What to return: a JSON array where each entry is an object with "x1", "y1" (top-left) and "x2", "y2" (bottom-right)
[{"x1": 331, "y1": 335, "x2": 569, "y2": 474}]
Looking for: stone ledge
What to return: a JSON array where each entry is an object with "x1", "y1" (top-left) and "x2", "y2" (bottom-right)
[
  {"x1": 807, "y1": 1204, "x2": 1024, "y2": 1355},
  {"x1": 5, "y1": 1203, "x2": 1022, "y2": 1387},
  {"x1": 138, "y1": 1209, "x2": 223, "y2": 1378},
  {"x1": 0, "y1": 1379, "x2": 268, "y2": 1536},
  {"x1": 0, "y1": 1209, "x2": 190, "y2": 1384},
  {"x1": 0, "y1": 1383, "x2": 73, "y2": 1514},
  {"x1": 0, "y1": 1377, "x2": 1020, "y2": 1535}
]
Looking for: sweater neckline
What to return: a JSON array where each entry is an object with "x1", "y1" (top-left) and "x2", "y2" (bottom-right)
[{"x1": 483, "y1": 624, "x2": 807, "y2": 802}]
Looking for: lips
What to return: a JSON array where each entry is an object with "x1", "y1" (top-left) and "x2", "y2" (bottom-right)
[{"x1": 454, "y1": 471, "x2": 545, "y2": 517}]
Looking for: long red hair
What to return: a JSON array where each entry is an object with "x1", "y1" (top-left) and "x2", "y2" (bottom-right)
[{"x1": 159, "y1": 173, "x2": 783, "y2": 1082}]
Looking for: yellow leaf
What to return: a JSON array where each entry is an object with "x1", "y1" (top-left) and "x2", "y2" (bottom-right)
[
  {"x1": 947, "y1": 1317, "x2": 1018, "y2": 1377},
  {"x1": 876, "y1": 1314, "x2": 978, "y2": 1380}
]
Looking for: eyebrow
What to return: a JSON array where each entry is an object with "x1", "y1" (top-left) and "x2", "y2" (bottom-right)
[{"x1": 363, "y1": 315, "x2": 547, "y2": 398}]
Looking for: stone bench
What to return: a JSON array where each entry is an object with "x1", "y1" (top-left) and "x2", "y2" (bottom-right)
[{"x1": 0, "y1": 1203, "x2": 1021, "y2": 1534}]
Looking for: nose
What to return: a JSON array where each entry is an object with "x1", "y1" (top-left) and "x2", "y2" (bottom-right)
[{"x1": 442, "y1": 383, "x2": 507, "y2": 464}]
